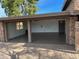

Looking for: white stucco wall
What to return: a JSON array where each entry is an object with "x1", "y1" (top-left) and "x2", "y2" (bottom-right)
[
  {"x1": 32, "y1": 20, "x2": 59, "y2": 33},
  {"x1": 7, "y1": 22, "x2": 27, "y2": 39}
]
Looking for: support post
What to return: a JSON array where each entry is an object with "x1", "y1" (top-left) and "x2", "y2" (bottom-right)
[
  {"x1": 0, "y1": 21, "x2": 7, "y2": 42},
  {"x1": 27, "y1": 20, "x2": 32, "y2": 43},
  {"x1": 66, "y1": 17, "x2": 77, "y2": 45},
  {"x1": 75, "y1": 21, "x2": 79, "y2": 52},
  {"x1": 3, "y1": 22, "x2": 8, "y2": 42}
]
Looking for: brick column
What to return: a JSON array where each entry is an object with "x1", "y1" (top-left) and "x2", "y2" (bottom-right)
[
  {"x1": 66, "y1": 17, "x2": 77, "y2": 45},
  {"x1": 75, "y1": 21, "x2": 79, "y2": 52},
  {"x1": 0, "y1": 21, "x2": 7, "y2": 42}
]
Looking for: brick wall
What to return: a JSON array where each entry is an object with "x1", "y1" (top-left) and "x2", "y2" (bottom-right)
[
  {"x1": 66, "y1": 0, "x2": 74, "y2": 11},
  {"x1": 74, "y1": 0, "x2": 79, "y2": 10},
  {"x1": 75, "y1": 21, "x2": 79, "y2": 51},
  {"x1": 66, "y1": 17, "x2": 77, "y2": 45},
  {"x1": 0, "y1": 22, "x2": 5, "y2": 42},
  {"x1": 66, "y1": 0, "x2": 79, "y2": 11}
]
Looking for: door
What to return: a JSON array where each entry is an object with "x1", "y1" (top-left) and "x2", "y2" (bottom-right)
[{"x1": 59, "y1": 20, "x2": 65, "y2": 34}]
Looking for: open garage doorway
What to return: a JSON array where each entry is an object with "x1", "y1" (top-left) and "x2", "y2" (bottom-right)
[
  {"x1": 8, "y1": 20, "x2": 66, "y2": 44},
  {"x1": 31, "y1": 20, "x2": 66, "y2": 44}
]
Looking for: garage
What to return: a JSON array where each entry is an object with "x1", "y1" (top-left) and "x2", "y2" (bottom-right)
[{"x1": 7, "y1": 19, "x2": 66, "y2": 44}]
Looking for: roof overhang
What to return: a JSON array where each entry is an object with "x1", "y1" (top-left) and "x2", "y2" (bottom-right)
[{"x1": 0, "y1": 11, "x2": 78, "y2": 21}]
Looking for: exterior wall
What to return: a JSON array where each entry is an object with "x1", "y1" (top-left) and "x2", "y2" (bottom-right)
[
  {"x1": 66, "y1": 0, "x2": 79, "y2": 11},
  {"x1": 66, "y1": 0, "x2": 74, "y2": 11},
  {"x1": 74, "y1": 0, "x2": 79, "y2": 11},
  {"x1": 75, "y1": 21, "x2": 79, "y2": 51},
  {"x1": 7, "y1": 22, "x2": 27, "y2": 39},
  {"x1": 0, "y1": 22, "x2": 5, "y2": 41},
  {"x1": 66, "y1": 17, "x2": 77, "y2": 45},
  {"x1": 31, "y1": 20, "x2": 59, "y2": 33}
]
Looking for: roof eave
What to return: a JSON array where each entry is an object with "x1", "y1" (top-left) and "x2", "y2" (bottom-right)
[
  {"x1": 0, "y1": 12, "x2": 70, "y2": 21},
  {"x1": 62, "y1": 0, "x2": 72, "y2": 11}
]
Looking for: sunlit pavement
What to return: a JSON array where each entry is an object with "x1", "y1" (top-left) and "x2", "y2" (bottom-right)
[{"x1": 0, "y1": 42, "x2": 79, "y2": 59}]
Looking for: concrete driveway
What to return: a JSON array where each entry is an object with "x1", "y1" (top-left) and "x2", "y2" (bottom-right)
[{"x1": 0, "y1": 42, "x2": 78, "y2": 59}]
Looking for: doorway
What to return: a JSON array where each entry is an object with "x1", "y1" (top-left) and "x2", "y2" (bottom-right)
[{"x1": 59, "y1": 20, "x2": 65, "y2": 34}]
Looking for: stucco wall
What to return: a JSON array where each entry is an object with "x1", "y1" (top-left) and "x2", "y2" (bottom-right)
[
  {"x1": 7, "y1": 22, "x2": 27, "y2": 39},
  {"x1": 32, "y1": 20, "x2": 59, "y2": 33}
]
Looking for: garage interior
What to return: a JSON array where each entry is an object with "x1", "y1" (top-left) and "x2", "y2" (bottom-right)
[{"x1": 8, "y1": 20, "x2": 66, "y2": 44}]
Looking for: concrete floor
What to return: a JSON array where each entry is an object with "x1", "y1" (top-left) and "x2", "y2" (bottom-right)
[
  {"x1": 32, "y1": 33, "x2": 66, "y2": 44},
  {"x1": 9, "y1": 33, "x2": 66, "y2": 44}
]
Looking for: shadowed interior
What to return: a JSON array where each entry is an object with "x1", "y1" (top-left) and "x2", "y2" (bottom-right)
[{"x1": 8, "y1": 33, "x2": 66, "y2": 44}]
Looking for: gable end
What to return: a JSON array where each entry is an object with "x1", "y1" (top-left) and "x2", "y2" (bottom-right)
[{"x1": 62, "y1": 0, "x2": 72, "y2": 11}]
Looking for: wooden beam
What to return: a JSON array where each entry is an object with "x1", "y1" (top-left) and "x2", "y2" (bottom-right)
[
  {"x1": 3, "y1": 22, "x2": 8, "y2": 42},
  {"x1": 27, "y1": 20, "x2": 32, "y2": 43}
]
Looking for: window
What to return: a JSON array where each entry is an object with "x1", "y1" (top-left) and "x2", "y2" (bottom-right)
[{"x1": 16, "y1": 22, "x2": 23, "y2": 30}]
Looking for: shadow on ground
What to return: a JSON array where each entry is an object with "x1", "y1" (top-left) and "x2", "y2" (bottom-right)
[
  {"x1": 0, "y1": 42, "x2": 77, "y2": 59},
  {"x1": 0, "y1": 33, "x2": 77, "y2": 59}
]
